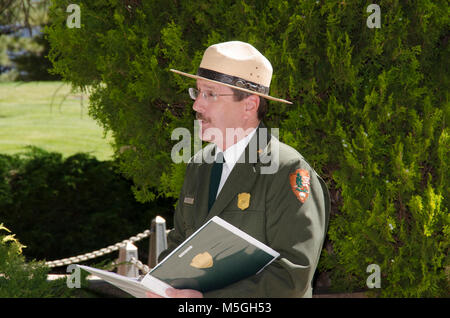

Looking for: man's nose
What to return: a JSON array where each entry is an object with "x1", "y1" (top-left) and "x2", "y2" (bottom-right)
[{"x1": 192, "y1": 97, "x2": 205, "y2": 113}]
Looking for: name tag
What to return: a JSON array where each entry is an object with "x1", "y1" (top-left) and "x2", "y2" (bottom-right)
[{"x1": 184, "y1": 196, "x2": 194, "y2": 205}]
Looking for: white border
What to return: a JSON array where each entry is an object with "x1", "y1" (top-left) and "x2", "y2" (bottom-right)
[
  {"x1": 210, "y1": 216, "x2": 280, "y2": 258},
  {"x1": 151, "y1": 216, "x2": 280, "y2": 273}
]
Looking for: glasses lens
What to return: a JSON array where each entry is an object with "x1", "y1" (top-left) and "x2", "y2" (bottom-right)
[{"x1": 188, "y1": 88, "x2": 198, "y2": 100}]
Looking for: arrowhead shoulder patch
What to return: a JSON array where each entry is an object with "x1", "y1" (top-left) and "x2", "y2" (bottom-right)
[{"x1": 289, "y1": 169, "x2": 310, "y2": 203}]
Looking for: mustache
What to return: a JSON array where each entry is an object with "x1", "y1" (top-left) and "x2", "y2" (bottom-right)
[{"x1": 196, "y1": 113, "x2": 209, "y2": 122}]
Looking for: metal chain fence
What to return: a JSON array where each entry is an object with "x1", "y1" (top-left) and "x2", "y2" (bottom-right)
[{"x1": 44, "y1": 229, "x2": 152, "y2": 268}]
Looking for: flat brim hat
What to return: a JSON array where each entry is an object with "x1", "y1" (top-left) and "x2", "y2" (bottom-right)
[{"x1": 170, "y1": 41, "x2": 292, "y2": 104}]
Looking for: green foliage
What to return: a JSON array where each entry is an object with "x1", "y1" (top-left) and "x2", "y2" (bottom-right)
[
  {"x1": 0, "y1": 31, "x2": 59, "y2": 82},
  {"x1": 0, "y1": 0, "x2": 57, "y2": 81},
  {"x1": 0, "y1": 147, "x2": 174, "y2": 262},
  {"x1": 46, "y1": 0, "x2": 449, "y2": 296},
  {"x1": 0, "y1": 223, "x2": 78, "y2": 297},
  {"x1": 12, "y1": 31, "x2": 62, "y2": 81}
]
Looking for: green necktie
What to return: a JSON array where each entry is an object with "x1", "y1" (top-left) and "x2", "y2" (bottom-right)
[{"x1": 208, "y1": 152, "x2": 224, "y2": 212}]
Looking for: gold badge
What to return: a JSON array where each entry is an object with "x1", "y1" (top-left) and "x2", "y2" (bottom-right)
[
  {"x1": 237, "y1": 192, "x2": 251, "y2": 210},
  {"x1": 190, "y1": 252, "x2": 213, "y2": 269}
]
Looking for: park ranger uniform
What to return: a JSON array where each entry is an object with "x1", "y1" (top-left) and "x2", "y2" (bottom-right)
[{"x1": 159, "y1": 124, "x2": 330, "y2": 298}]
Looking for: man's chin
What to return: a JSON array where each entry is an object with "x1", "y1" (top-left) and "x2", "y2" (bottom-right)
[
  {"x1": 201, "y1": 126, "x2": 224, "y2": 146},
  {"x1": 197, "y1": 121, "x2": 210, "y2": 141}
]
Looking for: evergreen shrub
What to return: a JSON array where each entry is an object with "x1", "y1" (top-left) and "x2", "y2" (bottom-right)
[
  {"x1": 0, "y1": 147, "x2": 174, "y2": 263},
  {"x1": 0, "y1": 223, "x2": 73, "y2": 297},
  {"x1": 46, "y1": 0, "x2": 448, "y2": 296}
]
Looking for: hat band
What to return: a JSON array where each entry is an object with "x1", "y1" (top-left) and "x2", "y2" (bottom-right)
[{"x1": 197, "y1": 68, "x2": 270, "y2": 95}]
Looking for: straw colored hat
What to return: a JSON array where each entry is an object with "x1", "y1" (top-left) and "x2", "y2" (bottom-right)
[{"x1": 170, "y1": 41, "x2": 292, "y2": 104}]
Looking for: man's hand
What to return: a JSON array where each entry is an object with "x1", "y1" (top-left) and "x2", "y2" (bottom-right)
[{"x1": 146, "y1": 288, "x2": 203, "y2": 298}]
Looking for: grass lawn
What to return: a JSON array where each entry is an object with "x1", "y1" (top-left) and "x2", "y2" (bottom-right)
[{"x1": 0, "y1": 81, "x2": 114, "y2": 161}]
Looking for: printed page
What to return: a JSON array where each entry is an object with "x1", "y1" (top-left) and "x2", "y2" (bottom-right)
[{"x1": 77, "y1": 265, "x2": 170, "y2": 298}]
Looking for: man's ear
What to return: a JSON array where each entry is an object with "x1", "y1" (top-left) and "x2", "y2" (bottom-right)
[{"x1": 245, "y1": 94, "x2": 260, "y2": 114}]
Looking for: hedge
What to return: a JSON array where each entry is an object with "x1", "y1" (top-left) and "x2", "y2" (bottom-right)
[
  {"x1": 45, "y1": 0, "x2": 448, "y2": 296},
  {"x1": 0, "y1": 147, "x2": 175, "y2": 263},
  {"x1": 0, "y1": 223, "x2": 74, "y2": 297}
]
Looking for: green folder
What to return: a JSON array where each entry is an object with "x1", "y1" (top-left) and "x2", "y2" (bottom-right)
[{"x1": 146, "y1": 216, "x2": 280, "y2": 293}]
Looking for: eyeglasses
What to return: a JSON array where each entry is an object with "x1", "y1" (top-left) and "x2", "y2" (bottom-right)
[{"x1": 188, "y1": 87, "x2": 234, "y2": 102}]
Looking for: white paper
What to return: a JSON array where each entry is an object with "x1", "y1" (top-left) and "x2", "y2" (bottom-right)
[{"x1": 77, "y1": 265, "x2": 171, "y2": 298}]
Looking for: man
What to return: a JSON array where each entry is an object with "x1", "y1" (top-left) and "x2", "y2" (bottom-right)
[{"x1": 147, "y1": 41, "x2": 330, "y2": 298}]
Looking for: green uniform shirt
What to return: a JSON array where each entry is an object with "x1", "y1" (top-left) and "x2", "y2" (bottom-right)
[{"x1": 159, "y1": 124, "x2": 330, "y2": 298}]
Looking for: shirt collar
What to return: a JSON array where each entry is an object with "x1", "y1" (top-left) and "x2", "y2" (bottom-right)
[{"x1": 215, "y1": 127, "x2": 257, "y2": 170}]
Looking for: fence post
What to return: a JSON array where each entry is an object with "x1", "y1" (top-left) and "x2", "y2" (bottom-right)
[
  {"x1": 148, "y1": 216, "x2": 168, "y2": 268},
  {"x1": 117, "y1": 241, "x2": 139, "y2": 277}
]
